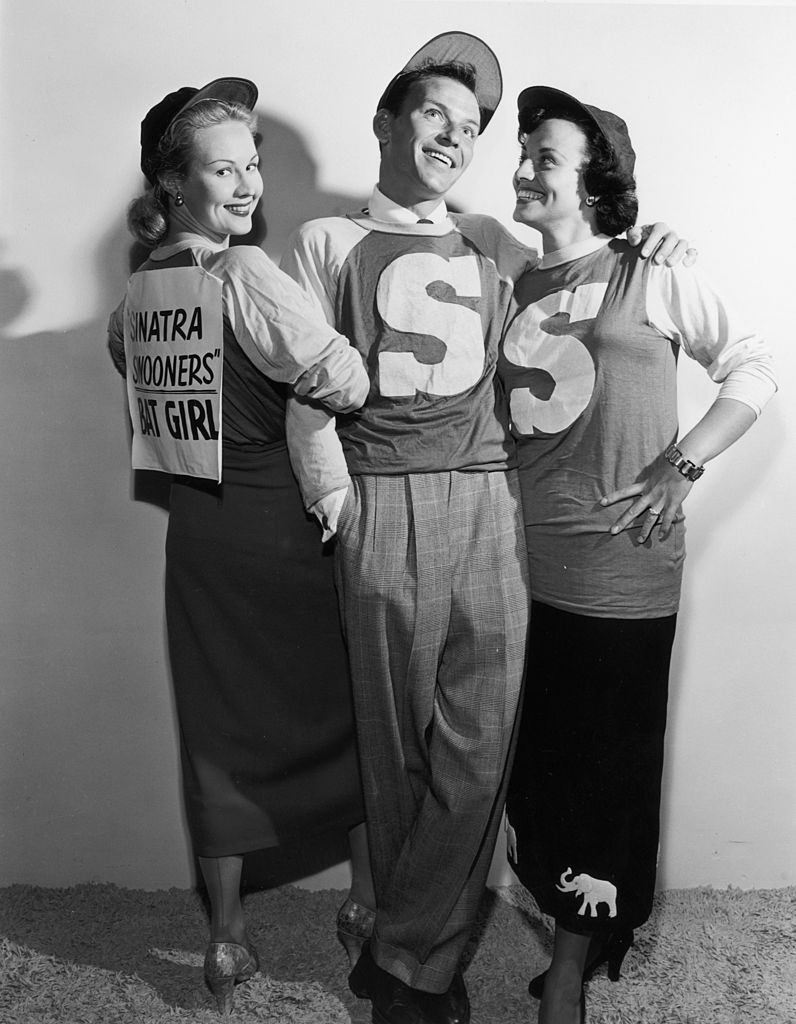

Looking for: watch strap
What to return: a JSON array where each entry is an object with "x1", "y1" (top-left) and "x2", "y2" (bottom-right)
[{"x1": 664, "y1": 442, "x2": 704, "y2": 481}]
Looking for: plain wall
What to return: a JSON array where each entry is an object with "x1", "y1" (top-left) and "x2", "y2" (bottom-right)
[{"x1": 1, "y1": 0, "x2": 794, "y2": 893}]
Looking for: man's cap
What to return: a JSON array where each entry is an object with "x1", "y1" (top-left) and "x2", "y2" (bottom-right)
[
  {"x1": 140, "y1": 77, "x2": 258, "y2": 184},
  {"x1": 377, "y1": 31, "x2": 502, "y2": 132},
  {"x1": 517, "y1": 85, "x2": 635, "y2": 178}
]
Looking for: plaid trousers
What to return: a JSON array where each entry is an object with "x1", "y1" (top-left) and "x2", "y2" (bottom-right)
[{"x1": 334, "y1": 469, "x2": 529, "y2": 992}]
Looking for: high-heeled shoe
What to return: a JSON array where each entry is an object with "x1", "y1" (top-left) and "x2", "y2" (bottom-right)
[
  {"x1": 204, "y1": 940, "x2": 259, "y2": 1014},
  {"x1": 336, "y1": 897, "x2": 376, "y2": 967},
  {"x1": 528, "y1": 930, "x2": 634, "y2": 1000}
]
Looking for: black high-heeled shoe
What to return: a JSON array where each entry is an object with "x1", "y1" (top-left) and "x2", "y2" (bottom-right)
[
  {"x1": 204, "y1": 940, "x2": 259, "y2": 1014},
  {"x1": 528, "y1": 930, "x2": 634, "y2": 1000},
  {"x1": 336, "y1": 897, "x2": 376, "y2": 968}
]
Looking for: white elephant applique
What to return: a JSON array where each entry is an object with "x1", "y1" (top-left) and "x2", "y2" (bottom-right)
[{"x1": 556, "y1": 867, "x2": 617, "y2": 918}]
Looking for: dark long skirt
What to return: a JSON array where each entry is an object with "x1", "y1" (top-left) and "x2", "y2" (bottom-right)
[
  {"x1": 507, "y1": 600, "x2": 677, "y2": 934},
  {"x1": 165, "y1": 446, "x2": 363, "y2": 858}
]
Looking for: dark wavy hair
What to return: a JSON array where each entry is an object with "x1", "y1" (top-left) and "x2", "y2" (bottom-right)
[
  {"x1": 518, "y1": 104, "x2": 638, "y2": 236},
  {"x1": 127, "y1": 99, "x2": 258, "y2": 247},
  {"x1": 380, "y1": 60, "x2": 483, "y2": 126}
]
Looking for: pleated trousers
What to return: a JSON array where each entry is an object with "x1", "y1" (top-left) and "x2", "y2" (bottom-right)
[{"x1": 334, "y1": 469, "x2": 530, "y2": 992}]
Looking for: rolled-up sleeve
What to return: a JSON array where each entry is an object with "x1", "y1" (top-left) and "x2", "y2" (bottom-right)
[
  {"x1": 213, "y1": 246, "x2": 368, "y2": 414},
  {"x1": 646, "y1": 263, "x2": 777, "y2": 417},
  {"x1": 285, "y1": 393, "x2": 350, "y2": 513},
  {"x1": 279, "y1": 225, "x2": 358, "y2": 519}
]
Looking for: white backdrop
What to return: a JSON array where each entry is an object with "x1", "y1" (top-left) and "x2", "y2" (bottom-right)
[{"x1": 1, "y1": 0, "x2": 793, "y2": 892}]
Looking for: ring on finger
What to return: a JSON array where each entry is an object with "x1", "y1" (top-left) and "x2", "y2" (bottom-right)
[{"x1": 647, "y1": 507, "x2": 662, "y2": 517}]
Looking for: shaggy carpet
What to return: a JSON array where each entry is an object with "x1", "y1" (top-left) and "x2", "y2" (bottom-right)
[{"x1": 0, "y1": 883, "x2": 793, "y2": 1023}]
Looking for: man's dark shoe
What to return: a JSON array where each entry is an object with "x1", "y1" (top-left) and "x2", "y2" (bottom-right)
[
  {"x1": 413, "y1": 970, "x2": 470, "y2": 1024},
  {"x1": 348, "y1": 943, "x2": 423, "y2": 1023},
  {"x1": 348, "y1": 944, "x2": 470, "y2": 1024},
  {"x1": 348, "y1": 941, "x2": 378, "y2": 999}
]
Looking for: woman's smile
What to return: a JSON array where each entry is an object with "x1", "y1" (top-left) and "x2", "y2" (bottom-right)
[
  {"x1": 512, "y1": 118, "x2": 594, "y2": 249},
  {"x1": 224, "y1": 201, "x2": 254, "y2": 216},
  {"x1": 515, "y1": 182, "x2": 545, "y2": 202}
]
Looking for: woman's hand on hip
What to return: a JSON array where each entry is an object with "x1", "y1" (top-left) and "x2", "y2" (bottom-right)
[{"x1": 600, "y1": 465, "x2": 693, "y2": 542}]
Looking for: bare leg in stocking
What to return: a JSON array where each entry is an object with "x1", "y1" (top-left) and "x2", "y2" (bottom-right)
[
  {"x1": 539, "y1": 924, "x2": 590, "y2": 1024},
  {"x1": 198, "y1": 854, "x2": 248, "y2": 946},
  {"x1": 336, "y1": 823, "x2": 376, "y2": 966}
]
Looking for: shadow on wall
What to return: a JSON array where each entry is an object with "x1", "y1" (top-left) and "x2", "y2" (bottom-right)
[
  {"x1": 251, "y1": 111, "x2": 369, "y2": 263},
  {"x1": 0, "y1": 234, "x2": 189, "y2": 886},
  {"x1": 0, "y1": 258, "x2": 32, "y2": 331}
]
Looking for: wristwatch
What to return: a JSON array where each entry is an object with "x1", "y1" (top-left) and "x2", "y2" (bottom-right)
[{"x1": 664, "y1": 442, "x2": 704, "y2": 481}]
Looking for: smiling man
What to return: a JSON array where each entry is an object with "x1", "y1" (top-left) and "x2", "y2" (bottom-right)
[
  {"x1": 281, "y1": 33, "x2": 532, "y2": 1024},
  {"x1": 373, "y1": 71, "x2": 480, "y2": 214}
]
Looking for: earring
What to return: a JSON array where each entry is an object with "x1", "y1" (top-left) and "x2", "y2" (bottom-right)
[
  {"x1": 585, "y1": 195, "x2": 597, "y2": 207},
  {"x1": 175, "y1": 191, "x2": 185, "y2": 207}
]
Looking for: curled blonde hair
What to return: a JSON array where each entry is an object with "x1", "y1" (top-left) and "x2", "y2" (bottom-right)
[{"x1": 127, "y1": 99, "x2": 258, "y2": 247}]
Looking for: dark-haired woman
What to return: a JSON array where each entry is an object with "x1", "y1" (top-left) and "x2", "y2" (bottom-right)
[
  {"x1": 500, "y1": 87, "x2": 776, "y2": 1024},
  {"x1": 108, "y1": 79, "x2": 375, "y2": 1013}
]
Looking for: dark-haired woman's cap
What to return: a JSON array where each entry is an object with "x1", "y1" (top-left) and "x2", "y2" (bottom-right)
[
  {"x1": 139, "y1": 77, "x2": 258, "y2": 184},
  {"x1": 377, "y1": 31, "x2": 502, "y2": 132},
  {"x1": 517, "y1": 85, "x2": 635, "y2": 178}
]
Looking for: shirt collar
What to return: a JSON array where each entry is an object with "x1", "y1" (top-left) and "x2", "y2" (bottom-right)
[
  {"x1": 367, "y1": 185, "x2": 448, "y2": 225},
  {"x1": 539, "y1": 234, "x2": 613, "y2": 270},
  {"x1": 150, "y1": 233, "x2": 229, "y2": 261}
]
